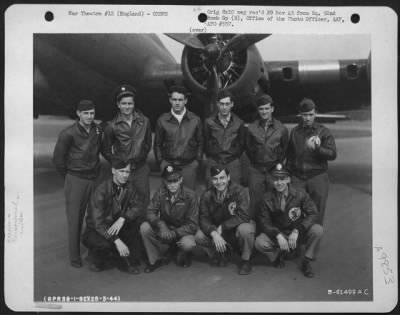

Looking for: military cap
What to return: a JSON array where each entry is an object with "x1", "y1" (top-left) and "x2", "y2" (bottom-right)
[
  {"x1": 298, "y1": 98, "x2": 316, "y2": 113},
  {"x1": 270, "y1": 163, "x2": 290, "y2": 178},
  {"x1": 256, "y1": 94, "x2": 273, "y2": 107},
  {"x1": 210, "y1": 165, "x2": 230, "y2": 177},
  {"x1": 217, "y1": 90, "x2": 234, "y2": 102},
  {"x1": 111, "y1": 157, "x2": 130, "y2": 170},
  {"x1": 115, "y1": 84, "x2": 136, "y2": 101},
  {"x1": 162, "y1": 164, "x2": 182, "y2": 181},
  {"x1": 169, "y1": 85, "x2": 188, "y2": 96},
  {"x1": 77, "y1": 99, "x2": 95, "y2": 111}
]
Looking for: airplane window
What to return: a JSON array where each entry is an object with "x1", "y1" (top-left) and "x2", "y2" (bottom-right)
[
  {"x1": 347, "y1": 64, "x2": 359, "y2": 79},
  {"x1": 282, "y1": 67, "x2": 293, "y2": 81}
]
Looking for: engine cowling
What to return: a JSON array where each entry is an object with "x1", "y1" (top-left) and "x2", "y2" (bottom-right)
[{"x1": 181, "y1": 44, "x2": 266, "y2": 97}]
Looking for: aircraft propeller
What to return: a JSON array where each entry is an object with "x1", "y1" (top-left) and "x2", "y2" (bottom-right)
[{"x1": 166, "y1": 33, "x2": 270, "y2": 115}]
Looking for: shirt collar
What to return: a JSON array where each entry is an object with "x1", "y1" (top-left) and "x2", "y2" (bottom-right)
[
  {"x1": 217, "y1": 112, "x2": 232, "y2": 124},
  {"x1": 210, "y1": 182, "x2": 232, "y2": 201},
  {"x1": 171, "y1": 107, "x2": 186, "y2": 119},
  {"x1": 274, "y1": 185, "x2": 289, "y2": 199},
  {"x1": 258, "y1": 118, "x2": 274, "y2": 128},
  {"x1": 161, "y1": 185, "x2": 185, "y2": 201}
]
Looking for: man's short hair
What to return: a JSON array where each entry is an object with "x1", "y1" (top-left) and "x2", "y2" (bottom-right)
[{"x1": 168, "y1": 85, "x2": 188, "y2": 96}]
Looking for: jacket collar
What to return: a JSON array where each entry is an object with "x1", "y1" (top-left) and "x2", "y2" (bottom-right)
[
  {"x1": 272, "y1": 184, "x2": 297, "y2": 201},
  {"x1": 166, "y1": 109, "x2": 194, "y2": 122},
  {"x1": 214, "y1": 113, "x2": 235, "y2": 126},
  {"x1": 75, "y1": 120, "x2": 97, "y2": 133},
  {"x1": 257, "y1": 117, "x2": 276, "y2": 129},
  {"x1": 160, "y1": 184, "x2": 186, "y2": 202},
  {"x1": 300, "y1": 121, "x2": 319, "y2": 131},
  {"x1": 114, "y1": 110, "x2": 143, "y2": 124}
]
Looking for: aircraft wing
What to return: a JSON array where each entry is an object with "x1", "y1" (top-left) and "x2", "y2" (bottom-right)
[{"x1": 34, "y1": 34, "x2": 182, "y2": 124}]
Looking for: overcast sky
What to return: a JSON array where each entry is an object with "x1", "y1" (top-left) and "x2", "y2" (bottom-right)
[{"x1": 160, "y1": 34, "x2": 371, "y2": 62}]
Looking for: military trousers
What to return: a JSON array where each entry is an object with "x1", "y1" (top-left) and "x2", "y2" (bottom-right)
[
  {"x1": 64, "y1": 173, "x2": 95, "y2": 263},
  {"x1": 128, "y1": 163, "x2": 150, "y2": 215},
  {"x1": 248, "y1": 164, "x2": 274, "y2": 219},
  {"x1": 82, "y1": 219, "x2": 142, "y2": 265},
  {"x1": 291, "y1": 173, "x2": 330, "y2": 225},
  {"x1": 195, "y1": 221, "x2": 256, "y2": 261},
  {"x1": 140, "y1": 221, "x2": 196, "y2": 265},
  {"x1": 255, "y1": 224, "x2": 323, "y2": 262}
]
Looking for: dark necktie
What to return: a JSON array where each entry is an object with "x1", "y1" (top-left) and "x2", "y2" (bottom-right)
[{"x1": 279, "y1": 194, "x2": 286, "y2": 211}]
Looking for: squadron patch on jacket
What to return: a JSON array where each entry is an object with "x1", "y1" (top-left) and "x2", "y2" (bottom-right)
[
  {"x1": 288, "y1": 207, "x2": 302, "y2": 221},
  {"x1": 228, "y1": 201, "x2": 237, "y2": 215}
]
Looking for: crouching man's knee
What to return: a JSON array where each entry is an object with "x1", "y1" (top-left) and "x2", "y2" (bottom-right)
[
  {"x1": 255, "y1": 233, "x2": 275, "y2": 252},
  {"x1": 140, "y1": 221, "x2": 153, "y2": 236},
  {"x1": 236, "y1": 222, "x2": 256, "y2": 239},
  {"x1": 178, "y1": 235, "x2": 196, "y2": 252},
  {"x1": 308, "y1": 224, "x2": 323, "y2": 238}
]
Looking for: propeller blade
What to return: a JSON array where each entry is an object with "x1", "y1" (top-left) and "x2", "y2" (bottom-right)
[
  {"x1": 221, "y1": 34, "x2": 271, "y2": 55},
  {"x1": 165, "y1": 33, "x2": 205, "y2": 50},
  {"x1": 207, "y1": 66, "x2": 220, "y2": 114}
]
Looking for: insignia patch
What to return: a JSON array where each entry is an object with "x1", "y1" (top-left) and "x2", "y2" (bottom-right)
[
  {"x1": 288, "y1": 207, "x2": 302, "y2": 222},
  {"x1": 228, "y1": 201, "x2": 237, "y2": 215}
]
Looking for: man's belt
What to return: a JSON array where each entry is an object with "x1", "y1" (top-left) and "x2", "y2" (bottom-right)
[
  {"x1": 129, "y1": 159, "x2": 146, "y2": 170},
  {"x1": 210, "y1": 155, "x2": 238, "y2": 165},
  {"x1": 165, "y1": 158, "x2": 196, "y2": 168}
]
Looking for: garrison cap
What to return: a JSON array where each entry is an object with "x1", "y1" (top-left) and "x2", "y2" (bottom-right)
[
  {"x1": 169, "y1": 85, "x2": 188, "y2": 96},
  {"x1": 111, "y1": 157, "x2": 130, "y2": 170},
  {"x1": 162, "y1": 164, "x2": 182, "y2": 181},
  {"x1": 217, "y1": 90, "x2": 234, "y2": 102},
  {"x1": 115, "y1": 84, "x2": 136, "y2": 101},
  {"x1": 210, "y1": 165, "x2": 230, "y2": 177},
  {"x1": 270, "y1": 163, "x2": 290, "y2": 178},
  {"x1": 256, "y1": 94, "x2": 273, "y2": 107},
  {"x1": 77, "y1": 99, "x2": 95, "y2": 111},
  {"x1": 298, "y1": 98, "x2": 316, "y2": 113}
]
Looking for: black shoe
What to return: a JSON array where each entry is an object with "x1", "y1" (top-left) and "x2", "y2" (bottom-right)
[
  {"x1": 211, "y1": 253, "x2": 228, "y2": 267},
  {"x1": 123, "y1": 258, "x2": 140, "y2": 275},
  {"x1": 70, "y1": 259, "x2": 82, "y2": 268},
  {"x1": 301, "y1": 260, "x2": 314, "y2": 278},
  {"x1": 238, "y1": 260, "x2": 252, "y2": 275},
  {"x1": 126, "y1": 265, "x2": 140, "y2": 274},
  {"x1": 144, "y1": 260, "x2": 163, "y2": 273},
  {"x1": 176, "y1": 251, "x2": 192, "y2": 268},
  {"x1": 273, "y1": 253, "x2": 285, "y2": 268},
  {"x1": 89, "y1": 262, "x2": 103, "y2": 272}
]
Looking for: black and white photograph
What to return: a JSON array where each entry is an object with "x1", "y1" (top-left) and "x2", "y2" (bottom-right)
[{"x1": 4, "y1": 4, "x2": 397, "y2": 312}]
